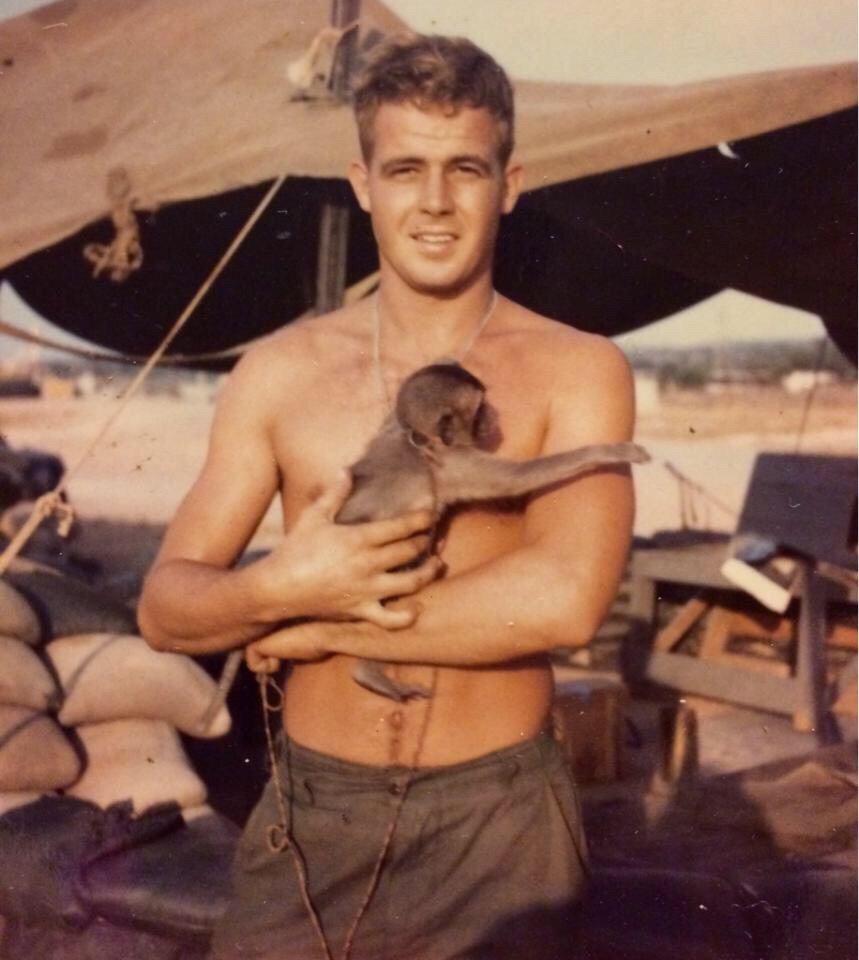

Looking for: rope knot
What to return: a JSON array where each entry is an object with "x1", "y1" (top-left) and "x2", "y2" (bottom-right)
[
  {"x1": 35, "y1": 490, "x2": 75, "y2": 537},
  {"x1": 0, "y1": 489, "x2": 75, "y2": 575},
  {"x1": 83, "y1": 167, "x2": 144, "y2": 282}
]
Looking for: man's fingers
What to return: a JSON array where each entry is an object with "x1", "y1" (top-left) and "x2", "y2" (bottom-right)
[
  {"x1": 373, "y1": 535, "x2": 431, "y2": 571},
  {"x1": 378, "y1": 556, "x2": 444, "y2": 597},
  {"x1": 363, "y1": 509, "x2": 435, "y2": 546},
  {"x1": 313, "y1": 470, "x2": 354, "y2": 521},
  {"x1": 356, "y1": 600, "x2": 419, "y2": 630},
  {"x1": 245, "y1": 644, "x2": 280, "y2": 674}
]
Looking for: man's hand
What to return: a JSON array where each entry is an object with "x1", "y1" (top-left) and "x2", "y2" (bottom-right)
[
  {"x1": 254, "y1": 471, "x2": 442, "y2": 630},
  {"x1": 245, "y1": 623, "x2": 331, "y2": 674}
]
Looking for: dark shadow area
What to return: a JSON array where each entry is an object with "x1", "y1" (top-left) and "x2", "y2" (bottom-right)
[{"x1": 180, "y1": 657, "x2": 272, "y2": 826}]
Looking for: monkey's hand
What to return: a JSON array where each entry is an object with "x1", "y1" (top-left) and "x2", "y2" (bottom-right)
[{"x1": 254, "y1": 471, "x2": 442, "y2": 626}]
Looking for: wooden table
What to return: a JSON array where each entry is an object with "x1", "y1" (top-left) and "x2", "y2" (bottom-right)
[{"x1": 625, "y1": 538, "x2": 853, "y2": 742}]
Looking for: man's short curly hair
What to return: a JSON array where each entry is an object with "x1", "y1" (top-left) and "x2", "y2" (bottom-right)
[{"x1": 352, "y1": 34, "x2": 515, "y2": 166}]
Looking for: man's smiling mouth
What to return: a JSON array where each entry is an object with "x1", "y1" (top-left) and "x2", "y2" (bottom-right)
[{"x1": 413, "y1": 231, "x2": 457, "y2": 245}]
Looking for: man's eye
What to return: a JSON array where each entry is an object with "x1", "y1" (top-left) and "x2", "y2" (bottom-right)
[
  {"x1": 455, "y1": 164, "x2": 483, "y2": 177},
  {"x1": 390, "y1": 166, "x2": 417, "y2": 179}
]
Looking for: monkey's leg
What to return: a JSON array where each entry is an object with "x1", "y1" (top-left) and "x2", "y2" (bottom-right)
[
  {"x1": 437, "y1": 442, "x2": 650, "y2": 504},
  {"x1": 352, "y1": 658, "x2": 432, "y2": 702}
]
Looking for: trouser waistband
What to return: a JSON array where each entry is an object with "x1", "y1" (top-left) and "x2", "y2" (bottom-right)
[{"x1": 277, "y1": 730, "x2": 562, "y2": 797}]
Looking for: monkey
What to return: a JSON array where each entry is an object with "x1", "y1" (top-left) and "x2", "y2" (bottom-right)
[{"x1": 335, "y1": 362, "x2": 650, "y2": 701}]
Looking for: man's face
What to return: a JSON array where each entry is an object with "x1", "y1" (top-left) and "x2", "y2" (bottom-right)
[{"x1": 348, "y1": 102, "x2": 523, "y2": 297}]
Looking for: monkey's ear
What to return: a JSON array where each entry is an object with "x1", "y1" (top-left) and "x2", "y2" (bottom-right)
[
  {"x1": 438, "y1": 414, "x2": 455, "y2": 446},
  {"x1": 408, "y1": 429, "x2": 430, "y2": 448}
]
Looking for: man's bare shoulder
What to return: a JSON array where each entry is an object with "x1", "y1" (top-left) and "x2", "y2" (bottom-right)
[
  {"x1": 211, "y1": 304, "x2": 369, "y2": 434},
  {"x1": 223, "y1": 303, "x2": 363, "y2": 395},
  {"x1": 239, "y1": 304, "x2": 366, "y2": 376},
  {"x1": 497, "y1": 299, "x2": 631, "y2": 388}
]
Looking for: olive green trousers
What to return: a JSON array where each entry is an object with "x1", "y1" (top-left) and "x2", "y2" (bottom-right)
[{"x1": 209, "y1": 731, "x2": 588, "y2": 960}]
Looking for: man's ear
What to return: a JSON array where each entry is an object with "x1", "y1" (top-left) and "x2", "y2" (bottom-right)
[
  {"x1": 347, "y1": 159, "x2": 371, "y2": 213},
  {"x1": 501, "y1": 162, "x2": 524, "y2": 215}
]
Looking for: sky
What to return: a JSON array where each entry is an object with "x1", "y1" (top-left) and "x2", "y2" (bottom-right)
[
  {"x1": 388, "y1": 0, "x2": 855, "y2": 85},
  {"x1": 0, "y1": 0, "x2": 850, "y2": 353}
]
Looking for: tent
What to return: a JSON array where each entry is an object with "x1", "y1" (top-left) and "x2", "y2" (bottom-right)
[{"x1": 0, "y1": 0, "x2": 855, "y2": 360}]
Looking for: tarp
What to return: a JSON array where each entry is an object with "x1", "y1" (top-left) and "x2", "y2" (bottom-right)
[{"x1": 0, "y1": 0, "x2": 855, "y2": 270}]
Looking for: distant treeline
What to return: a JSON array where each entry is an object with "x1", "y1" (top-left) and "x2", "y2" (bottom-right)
[{"x1": 625, "y1": 339, "x2": 855, "y2": 388}]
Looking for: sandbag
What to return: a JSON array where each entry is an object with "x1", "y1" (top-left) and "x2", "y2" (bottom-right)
[
  {"x1": 0, "y1": 704, "x2": 81, "y2": 791},
  {"x1": 0, "y1": 916, "x2": 205, "y2": 960},
  {"x1": 182, "y1": 803, "x2": 216, "y2": 822},
  {"x1": 0, "y1": 794, "x2": 102, "y2": 926},
  {"x1": 6, "y1": 568, "x2": 137, "y2": 638},
  {"x1": 81, "y1": 810, "x2": 239, "y2": 941},
  {"x1": 47, "y1": 633, "x2": 231, "y2": 738},
  {"x1": 0, "y1": 577, "x2": 41, "y2": 645},
  {"x1": 0, "y1": 795, "x2": 183, "y2": 933},
  {"x1": 67, "y1": 718, "x2": 208, "y2": 813},
  {"x1": 0, "y1": 635, "x2": 60, "y2": 710}
]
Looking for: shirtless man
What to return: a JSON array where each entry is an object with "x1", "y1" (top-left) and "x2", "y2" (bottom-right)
[{"x1": 139, "y1": 33, "x2": 635, "y2": 960}]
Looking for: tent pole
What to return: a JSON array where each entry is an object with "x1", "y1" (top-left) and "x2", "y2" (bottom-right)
[{"x1": 314, "y1": 0, "x2": 362, "y2": 316}]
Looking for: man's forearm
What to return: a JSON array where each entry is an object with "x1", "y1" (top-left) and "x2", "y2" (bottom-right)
[
  {"x1": 337, "y1": 548, "x2": 592, "y2": 663},
  {"x1": 138, "y1": 558, "x2": 284, "y2": 654},
  {"x1": 254, "y1": 538, "x2": 621, "y2": 668}
]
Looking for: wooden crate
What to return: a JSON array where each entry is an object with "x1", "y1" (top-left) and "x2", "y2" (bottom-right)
[{"x1": 552, "y1": 679, "x2": 627, "y2": 783}]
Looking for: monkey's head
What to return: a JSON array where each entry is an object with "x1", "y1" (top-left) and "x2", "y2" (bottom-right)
[{"x1": 396, "y1": 363, "x2": 486, "y2": 448}]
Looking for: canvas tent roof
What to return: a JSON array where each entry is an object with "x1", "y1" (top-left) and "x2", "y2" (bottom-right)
[{"x1": 0, "y1": 0, "x2": 854, "y2": 271}]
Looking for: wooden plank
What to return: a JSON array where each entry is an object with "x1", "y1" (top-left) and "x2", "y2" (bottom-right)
[
  {"x1": 654, "y1": 597, "x2": 710, "y2": 651},
  {"x1": 699, "y1": 605, "x2": 733, "y2": 659},
  {"x1": 720, "y1": 608, "x2": 793, "y2": 642},
  {"x1": 828, "y1": 622, "x2": 858, "y2": 650},
  {"x1": 645, "y1": 651, "x2": 801, "y2": 715},
  {"x1": 833, "y1": 681, "x2": 857, "y2": 716},
  {"x1": 632, "y1": 541, "x2": 733, "y2": 590},
  {"x1": 715, "y1": 652, "x2": 790, "y2": 677},
  {"x1": 794, "y1": 563, "x2": 830, "y2": 738},
  {"x1": 657, "y1": 704, "x2": 699, "y2": 784}
]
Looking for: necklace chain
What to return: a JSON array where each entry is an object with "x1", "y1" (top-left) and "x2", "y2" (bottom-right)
[{"x1": 371, "y1": 289, "x2": 498, "y2": 410}]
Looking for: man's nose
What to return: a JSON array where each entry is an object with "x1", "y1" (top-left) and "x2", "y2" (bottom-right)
[{"x1": 419, "y1": 169, "x2": 453, "y2": 215}]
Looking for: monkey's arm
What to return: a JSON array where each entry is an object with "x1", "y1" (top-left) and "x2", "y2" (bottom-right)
[
  {"x1": 249, "y1": 336, "x2": 638, "y2": 668},
  {"x1": 435, "y1": 442, "x2": 648, "y2": 506}
]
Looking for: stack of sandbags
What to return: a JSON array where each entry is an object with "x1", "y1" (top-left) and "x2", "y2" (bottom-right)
[
  {"x1": 0, "y1": 565, "x2": 232, "y2": 819},
  {"x1": 46, "y1": 633, "x2": 231, "y2": 815},
  {"x1": 0, "y1": 580, "x2": 81, "y2": 815}
]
